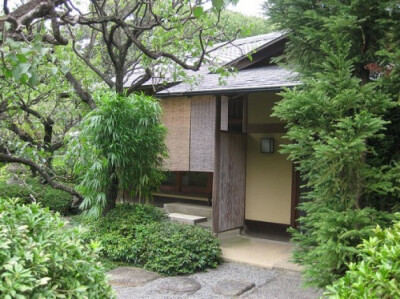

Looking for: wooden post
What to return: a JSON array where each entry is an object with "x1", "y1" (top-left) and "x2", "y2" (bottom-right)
[
  {"x1": 290, "y1": 164, "x2": 300, "y2": 228},
  {"x1": 212, "y1": 96, "x2": 221, "y2": 235}
]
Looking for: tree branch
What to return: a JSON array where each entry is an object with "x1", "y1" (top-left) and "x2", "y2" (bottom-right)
[
  {"x1": 3, "y1": 0, "x2": 9, "y2": 15},
  {"x1": 7, "y1": 123, "x2": 37, "y2": 146},
  {"x1": 0, "y1": 152, "x2": 84, "y2": 202},
  {"x1": 126, "y1": 68, "x2": 152, "y2": 96},
  {"x1": 64, "y1": 72, "x2": 97, "y2": 110},
  {"x1": 120, "y1": 22, "x2": 203, "y2": 71},
  {"x1": 0, "y1": 0, "x2": 68, "y2": 44},
  {"x1": 69, "y1": 33, "x2": 114, "y2": 88}
]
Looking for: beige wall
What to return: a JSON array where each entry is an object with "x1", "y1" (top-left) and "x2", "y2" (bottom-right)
[{"x1": 245, "y1": 92, "x2": 292, "y2": 225}]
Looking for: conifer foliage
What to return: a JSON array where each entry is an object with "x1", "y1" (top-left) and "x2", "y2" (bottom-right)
[{"x1": 267, "y1": 0, "x2": 400, "y2": 287}]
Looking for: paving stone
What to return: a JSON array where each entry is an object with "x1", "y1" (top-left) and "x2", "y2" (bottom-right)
[
  {"x1": 242, "y1": 271, "x2": 322, "y2": 299},
  {"x1": 107, "y1": 267, "x2": 160, "y2": 287},
  {"x1": 157, "y1": 277, "x2": 201, "y2": 294},
  {"x1": 213, "y1": 279, "x2": 255, "y2": 296}
]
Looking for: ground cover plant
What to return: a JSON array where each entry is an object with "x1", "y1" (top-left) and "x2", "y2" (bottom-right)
[
  {"x1": 325, "y1": 216, "x2": 400, "y2": 298},
  {"x1": 79, "y1": 204, "x2": 222, "y2": 275},
  {"x1": 0, "y1": 197, "x2": 114, "y2": 298}
]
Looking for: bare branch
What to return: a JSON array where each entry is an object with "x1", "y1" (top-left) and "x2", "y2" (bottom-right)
[
  {"x1": 0, "y1": 0, "x2": 68, "y2": 45},
  {"x1": 120, "y1": 22, "x2": 203, "y2": 71},
  {"x1": 126, "y1": 68, "x2": 152, "y2": 96},
  {"x1": 64, "y1": 72, "x2": 97, "y2": 110},
  {"x1": 68, "y1": 29, "x2": 114, "y2": 88}
]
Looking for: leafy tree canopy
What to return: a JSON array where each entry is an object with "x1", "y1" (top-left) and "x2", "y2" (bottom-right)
[
  {"x1": 0, "y1": 0, "x2": 243, "y2": 213},
  {"x1": 218, "y1": 10, "x2": 273, "y2": 40}
]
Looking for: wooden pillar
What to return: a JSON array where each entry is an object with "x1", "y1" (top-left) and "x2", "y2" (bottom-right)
[
  {"x1": 212, "y1": 96, "x2": 221, "y2": 235},
  {"x1": 290, "y1": 164, "x2": 300, "y2": 228}
]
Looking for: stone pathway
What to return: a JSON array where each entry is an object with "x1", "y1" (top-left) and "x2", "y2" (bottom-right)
[{"x1": 109, "y1": 263, "x2": 323, "y2": 299}]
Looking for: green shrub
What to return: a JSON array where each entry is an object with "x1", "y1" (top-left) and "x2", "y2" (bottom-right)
[
  {"x1": 325, "y1": 217, "x2": 400, "y2": 298},
  {"x1": 0, "y1": 182, "x2": 31, "y2": 199},
  {"x1": 81, "y1": 204, "x2": 166, "y2": 261},
  {"x1": 0, "y1": 197, "x2": 114, "y2": 298},
  {"x1": 135, "y1": 222, "x2": 222, "y2": 275},
  {"x1": 0, "y1": 179, "x2": 74, "y2": 215},
  {"x1": 80, "y1": 204, "x2": 222, "y2": 275},
  {"x1": 35, "y1": 187, "x2": 74, "y2": 215}
]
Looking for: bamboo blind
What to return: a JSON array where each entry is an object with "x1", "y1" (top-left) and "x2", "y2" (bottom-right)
[
  {"x1": 161, "y1": 97, "x2": 191, "y2": 171},
  {"x1": 189, "y1": 96, "x2": 216, "y2": 172}
]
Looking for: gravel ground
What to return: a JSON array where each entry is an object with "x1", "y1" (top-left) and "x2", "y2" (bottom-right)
[{"x1": 113, "y1": 262, "x2": 323, "y2": 299}]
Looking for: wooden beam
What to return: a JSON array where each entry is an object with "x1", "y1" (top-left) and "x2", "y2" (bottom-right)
[
  {"x1": 212, "y1": 96, "x2": 221, "y2": 235},
  {"x1": 290, "y1": 164, "x2": 300, "y2": 228},
  {"x1": 246, "y1": 123, "x2": 287, "y2": 133},
  {"x1": 242, "y1": 94, "x2": 248, "y2": 133}
]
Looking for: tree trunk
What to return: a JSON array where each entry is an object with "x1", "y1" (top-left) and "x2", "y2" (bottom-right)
[
  {"x1": 103, "y1": 172, "x2": 118, "y2": 216},
  {"x1": 30, "y1": 166, "x2": 37, "y2": 177}
]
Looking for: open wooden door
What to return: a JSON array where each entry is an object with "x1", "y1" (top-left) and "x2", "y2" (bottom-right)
[{"x1": 212, "y1": 95, "x2": 247, "y2": 234}]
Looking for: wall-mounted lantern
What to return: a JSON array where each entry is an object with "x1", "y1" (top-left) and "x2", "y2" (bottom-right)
[{"x1": 261, "y1": 138, "x2": 274, "y2": 153}]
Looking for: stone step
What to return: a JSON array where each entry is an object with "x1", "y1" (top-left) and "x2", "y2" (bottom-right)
[
  {"x1": 168, "y1": 213, "x2": 208, "y2": 225},
  {"x1": 164, "y1": 203, "x2": 212, "y2": 218}
]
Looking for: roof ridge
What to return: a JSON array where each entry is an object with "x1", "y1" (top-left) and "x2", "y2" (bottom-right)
[{"x1": 212, "y1": 31, "x2": 285, "y2": 48}]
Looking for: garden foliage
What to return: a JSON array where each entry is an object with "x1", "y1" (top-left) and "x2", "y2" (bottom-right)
[
  {"x1": 325, "y1": 217, "x2": 400, "y2": 298},
  {"x1": 79, "y1": 204, "x2": 166, "y2": 261},
  {"x1": 0, "y1": 198, "x2": 114, "y2": 298},
  {"x1": 72, "y1": 91, "x2": 167, "y2": 217},
  {"x1": 0, "y1": 179, "x2": 74, "y2": 215},
  {"x1": 134, "y1": 222, "x2": 222, "y2": 275},
  {"x1": 80, "y1": 204, "x2": 222, "y2": 275}
]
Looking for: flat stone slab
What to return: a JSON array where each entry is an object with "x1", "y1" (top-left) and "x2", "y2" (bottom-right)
[
  {"x1": 157, "y1": 277, "x2": 201, "y2": 294},
  {"x1": 242, "y1": 271, "x2": 323, "y2": 299},
  {"x1": 107, "y1": 267, "x2": 160, "y2": 287},
  {"x1": 213, "y1": 279, "x2": 255, "y2": 296},
  {"x1": 168, "y1": 213, "x2": 207, "y2": 225}
]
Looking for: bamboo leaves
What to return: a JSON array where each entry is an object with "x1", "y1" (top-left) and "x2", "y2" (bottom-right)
[{"x1": 74, "y1": 91, "x2": 167, "y2": 217}]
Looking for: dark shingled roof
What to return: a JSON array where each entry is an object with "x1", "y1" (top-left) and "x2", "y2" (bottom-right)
[
  {"x1": 205, "y1": 31, "x2": 286, "y2": 65},
  {"x1": 123, "y1": 32, "x2": 288, "y2": 89},
  {"x1": 156, "y1": 65, "x2": 300, "y2": 96}
]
